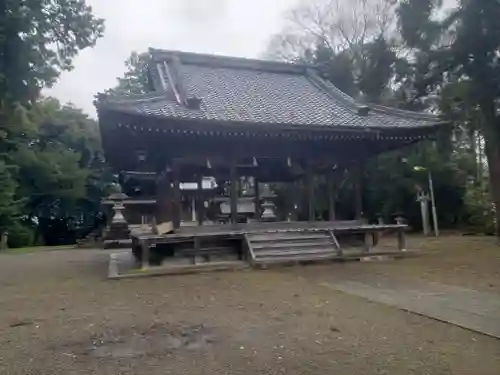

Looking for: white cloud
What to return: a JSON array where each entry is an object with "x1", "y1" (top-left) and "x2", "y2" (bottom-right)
[{"x1": 46, "y1": 0, "x2": 299, "y2": 117}]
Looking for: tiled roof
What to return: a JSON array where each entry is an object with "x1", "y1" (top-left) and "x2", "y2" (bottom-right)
[{"x1": 97, "y1": 49, "x2": 442, "y2": 130}]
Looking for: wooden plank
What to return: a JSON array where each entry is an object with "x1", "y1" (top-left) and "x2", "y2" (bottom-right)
[
  {"x1": 328, "y1": 230, "x2": 343, "y2": 257},
  {"x1": 257, "y1": 248, "x2": 334, "y2": 258},
  {"x1": 252, "y1": 240, "x2": 333, "y2": 249},
  {"x1": 244, "y1": 234, "x2": 256, "y2": 264}
]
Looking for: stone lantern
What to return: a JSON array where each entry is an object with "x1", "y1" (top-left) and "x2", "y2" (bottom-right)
[
  {"x1": 260, "y1": 184, "x2": 277, "y2": 222},
  {"x1": 103, "y1": 182, "x2": 130, "y2": 248}
]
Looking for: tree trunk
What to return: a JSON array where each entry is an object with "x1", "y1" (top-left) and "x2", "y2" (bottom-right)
[
  {"x1": 480, "y1": 100, "x2": 500, "y2": 237},
  {"x1": 484, "y1": 137, "x2": 500, "y2": 237},
  {"x1": 476, "y1": 131, "x2": 484, "y2": 183},
  {"x1": 469, "y1": 128, "x2": 478, "y2": 181}
]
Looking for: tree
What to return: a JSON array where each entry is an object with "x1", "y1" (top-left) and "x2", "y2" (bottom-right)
[
  {"x1": 0, "y1": 0, "x2": 104, "y2": 105},
  {"x1": 265, "y1": 0, "x2": 396, "y2": 62},
  {"x1": 0, "y1": 1, "x2": 105, "y2": 246},
  {"x1": 13, "y1": 98, "x2": 109, "y2": 245},
  {"x1": 105, "y1": 51, "x2": 151, "y2": 96},
  {"x1": 0, "y1": 162, "x2": 21, "y2": 233},
  {"x1": 265, "y1": 0, "x2": 399, "y2": 103},
  {"x1": 263, "y1": 0, "x2": 488, "y2": 232},
  {"x1": 394, "y1": 0, "x2": 500, "y2": 236}
]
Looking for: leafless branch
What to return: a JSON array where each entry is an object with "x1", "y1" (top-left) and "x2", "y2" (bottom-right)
[{"x1": 264, "y1": 0, "x2": 396, "y2": 62}]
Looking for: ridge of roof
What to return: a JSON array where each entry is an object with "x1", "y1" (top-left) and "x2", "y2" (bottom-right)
[
  {"x1": 369, "y1": 103, "x2": 442, "y2": 122},
  {"x1": 149, "y1": 48, "x2": 310, "y2": 74},
  {"x1": 95, "y1": 91, "x2": 171, "y2": 107}
]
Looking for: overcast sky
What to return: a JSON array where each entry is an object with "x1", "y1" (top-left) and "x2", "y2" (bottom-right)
[{"x1": 46, "y1": 0, "x2": 299, "y2": 117}]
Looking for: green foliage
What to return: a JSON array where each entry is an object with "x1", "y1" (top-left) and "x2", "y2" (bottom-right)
[
  {"x1": 315, "y1": 44, "x2": 357, "y2": 97},
  {"x1": 7, "y1": 222, "x2": 36, "y2": 249},
  {"x1": 463, "y1": 183, "x2": 495, "y2": 235},
  {"x1": 358, "y1": 38, "x2": 398, "y2": 102},
  {"x1": 0, "y1": 0, "x2": 105, "y2": 105},
  {"x1": 14, "y1": 99, "x2": 93, "y2": 217},
  {"x1": 105, "y1": 51, "x2": 151, "y2": 96},
  {"x1": 0, "y1": 97, "x2": 110, "y2": 247},
  {"x1": 394, "y1": 0, "x2": 500, "y2": 235},
  {"x1": 363, "y1": 142, "x2": 467, "y2": 228},
  {"x1": 0, "y1": 161, "x2": 21, "y2": 232},
  {"x1": 0, "y1": 1, "x2": 106, "y2": 246},
  {"x1": 16, "y1": 98, "x2": 110, "y2": 245},
  {"x1": 264, "y1": 0, "x2": 498, "y2": 233}
]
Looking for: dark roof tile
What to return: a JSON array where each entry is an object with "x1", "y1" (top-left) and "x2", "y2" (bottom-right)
[{"x1": 98, "y1": 50, "x2": 442, "y2": 130}]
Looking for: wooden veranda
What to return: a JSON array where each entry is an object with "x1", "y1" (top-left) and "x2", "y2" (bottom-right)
[{"x1": 130, "y1": 220, "x2": 408, "y2": 270}]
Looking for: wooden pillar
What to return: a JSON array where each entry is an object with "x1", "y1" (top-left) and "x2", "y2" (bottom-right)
[
  {"x1": 172, "y1": 165, "x2": 181, "y2": 229},
  {"x1": 397, "y1": 228, "x2": 407, "y2": 252},
  {"x1": 353, "y1": 161, "x2": 363, "y2": 220},
  {"x1": 197, "y1": 173, "x2": 204, "y2": 226},
  {"x1": 230, "y1": 158, "x2": 238, "y2": 224},
  {"x1": 327, "y1": 168, "x2": 336, "y2": 222},
  {"x1": 155, "y1": 171, "x2": 170, "y2": 223},
  {"x1": 306, "y1": 158, "x2": 315, "y2": 222},
  {"x1": 140, "y1": 239, "x2": 150, "y2": 270},
  {"x1": 291, "y1": 180, "x2": 300, "y2": 221},
  {"x1": 254, "y1": 177, "x2": 261, "y2": 220}
]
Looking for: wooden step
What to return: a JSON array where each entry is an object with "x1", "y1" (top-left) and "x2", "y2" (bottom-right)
[
  {"x1": 255, "y1": 247, "x2": 335, "y2": 258},
  {"x1": 252, "y1": 240, "x2": 332, "y2": 250},
  {"x1": 255, "y1": 252, "x2": 337, "y2": 264},
  {"x1": 248, "y1": 233, "x2": 329, "y2": 242}
]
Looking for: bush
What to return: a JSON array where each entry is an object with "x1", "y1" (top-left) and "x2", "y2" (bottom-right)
[
  {"x1": 6, "y1": 223, "x2": 36, "y2": 249},
  {"x1": 463, "y1": 183, "x2": 496, "y2": 235}
]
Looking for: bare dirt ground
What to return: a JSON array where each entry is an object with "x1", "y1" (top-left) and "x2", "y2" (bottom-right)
[{"x1": 0, "y1": 236, "x2": 499, "y2": 375}]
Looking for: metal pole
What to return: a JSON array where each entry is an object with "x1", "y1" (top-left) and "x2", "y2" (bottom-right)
[{"x1": 428, "y1": 171, "x2": 439, "y2": 236}]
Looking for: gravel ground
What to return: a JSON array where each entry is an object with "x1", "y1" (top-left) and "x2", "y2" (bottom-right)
[
  {"x1": 323, "y1": 235, "x2": 500, "y2": 293},
  {"x1": 0, "y1": 241, "x2": 499, "y2": 375}
]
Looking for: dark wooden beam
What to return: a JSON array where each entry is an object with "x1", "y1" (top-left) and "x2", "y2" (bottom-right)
[
  {"x1": 230, "y1": 157, "x2": 238, "y2": 224},
  {"x1": 155, "y1": 170, "x2": 171, "y2": 223},
  {"x1": 290, "y1": 180, "x2": 300, "y2": 221},
  {"x1": 353, "y1": 161, "x2": 363, "y2": 220},
  {"x1": 254, "y1": 178, "x2": 261, "y2": 220},
  {"x1": 306, "y1": 157, "x2": 315, "y2": 222},
  {"x1": 327, "y1": 168, "x2": 336, "y2": 221},
  {"x1": 172, "y1": 165, "x2": 181, "y2": 229},
  {"x1": 197, "y1": 173, "x2": 204, "y2": 226}
]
